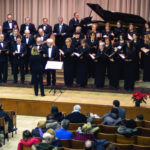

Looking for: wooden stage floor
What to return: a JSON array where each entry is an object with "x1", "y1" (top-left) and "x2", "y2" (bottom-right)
[{"x1": 0, "y1": 86, "x2": 150, "y2": 120}]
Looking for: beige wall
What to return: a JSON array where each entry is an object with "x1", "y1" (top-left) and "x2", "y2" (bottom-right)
[{"x1": 0, "y1": 0, "x2": 150, "y2": 29}]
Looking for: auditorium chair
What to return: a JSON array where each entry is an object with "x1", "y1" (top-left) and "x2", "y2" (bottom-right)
[
  {"x1": 93, "y1": 118, "x2": 102, "y2": 124},
  {"x1": 136, "y1": 136, "x2": 150, "y2": 146},
  {"x1": 133, "y1": 144, "x2": 150, "y2": 150},
  {"x1": 135, "y1": 120, "x2": 144, "y2": 127},
  {"x1": 99, "y1": 125, "x2": 118, "y2": 133},
  {"x1": 113, "y1": 143, "x2": 132, "y2": 150},
  {"x1": 137, "y1": 127, "x2": 150, "y2": 137},
  {"x1": 96, "y1": 133, "x2": 116, "y2": 142},
  {"x1": 6, "y1": 110, "x2": 17, "y2": 137},
  {"x1": 61, "y1": 139, "x2": 72, "y2": 148},
  {"x1": 68, "y1": 123, "x2": 83, "y2": 131},
  {"x1": 0, "y1": 117, "x2": 9, "y2": 145},
  {"x1": 71, "y1": 139, "x2": 85, "y2": 149},
  {"x1": 21, "y1": 145, "x2": 31, "y2": 150},
  {"x1": 116, "y1": 134, "x2": 136, "y2": 144},
  {"x1": 62, "y1": 148, "x2": 84, "y2": 150},
  {"x1": 143, "y1": 120, "x2": 150, "y2": 128}
]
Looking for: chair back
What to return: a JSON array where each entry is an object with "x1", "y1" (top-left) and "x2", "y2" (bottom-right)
[
  {"x1": 68, "y1": 123, "x2": 83, "y2": 131},
  {"x1": 21, "y1": 144, "x2": 32, "y2": 150},
  {"x1": 61, "y1": 139, "x2": 72, "y2": 148},
  {"x1": 97, "y1": 133, "x2": 116, "y2": 142},
  {"x1": 136, "y1": 121, "x2": 144, "y2": 127},
  {"x1": 99, "y1": 125, "x2": 118, "y2": 133},
  {"x1": 137, "y1": 136, "x2": 150, "y2": 146},
  {"x1": 116, "y1": 134, "x2": 136, "y2": 144},
  {"x1": 114, "y1": 143, "x2": 132, "y2": 150},
  {"x1": 133, "y1": 144, "x2": 150, "y2": 150},
  {"x1": 71, "y1": 139, "x2": 85, "y2": 149},
  {"x1": 93, "y1": 118, "x2": 102, "y2": 124},
  {"x1": 144, "y1": 120, "x2": 150, "y2": 128}
]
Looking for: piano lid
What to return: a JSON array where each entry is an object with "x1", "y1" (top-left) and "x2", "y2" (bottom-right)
[{"x1": 87, "y1": 3, "x2": 146, "y2": 26}]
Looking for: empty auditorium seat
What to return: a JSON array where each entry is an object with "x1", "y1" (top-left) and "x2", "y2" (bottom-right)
[
  {"x1": 113, "y1": 143, "x2": 132, "y2": 150},
  {"x1": 137, "y1": 127, "x2": 150, "y2": 137},
  {"x1": 137, "y1": 136, "x2": 150, "y2": 146},
  {"x1": 99, "y1": 125, "x2": 118, "y2": 133},
  {"x1": 71, "y1": 140, "x2": 85, "y2": 149},
  {"x1": 116, "y1": 134, "x2": 136, "y2": 144},
  {"x1": 68, "y1": 123, "x2": 83, "y2": 131},
  {"x1": 133, "y1": 144, "x2": 150, "y2": 150},
  {"x1": 97, "y1": 133, "x2": 116, "y2": 142},
  {"x1": 136, "y1": 120, "x2": 144, "y2": 127},
  {"x1": 61, "y1": 139, "x2": 72, "y2": 148},
  {"x1": 143, "y1": 120, "x2": 150, "y2": 128}
]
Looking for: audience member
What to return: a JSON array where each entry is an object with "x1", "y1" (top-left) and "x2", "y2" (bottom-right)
[
  {"x1": 47, "y1": 106, "x2": 64, "y2": 122},
  {"x1": 102, "y1": 108, "x2": 123, "y2": 126},
  {"x1": 32, "y1": 133, "x2": 56, "y2": 150},
  {"x1": 136, "y1": 114, "x2": 144, "y2": 121},
  {"x1": 84, "y1": 140, "x2": 93, "y2": 150},
  {"x1": 17, "y1": 130, "x2": 41, "y2": 150},
  {"x1": 55, "y1": 119, "x2": 73, "y2": 139},
  {"x1": 32, "y1": 121, "x2": 47, "y2": 138},
  {"x1": 117, "y1": 119, "x2": 137, "y2": 137},
  {"x1": 65, "y1": 105, "x2": 87, "y2": 123},
  {"x1": 103, "y1": 100, "x2": 126, "y2": 119}
]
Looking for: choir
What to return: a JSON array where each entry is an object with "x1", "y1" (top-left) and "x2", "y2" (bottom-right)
[{"x1": 0, "y1": 13, "x2": 150, "y2": 94}]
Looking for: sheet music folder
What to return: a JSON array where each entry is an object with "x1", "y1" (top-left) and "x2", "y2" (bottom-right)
[{"x1": 45, "y1": 61, "x2": 63, "y2": 70}]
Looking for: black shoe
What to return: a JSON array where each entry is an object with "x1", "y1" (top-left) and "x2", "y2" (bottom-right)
[
  {"x1": 41, "y1": 94, "x2": 45, "y2": 97},
  {"x1": 35, "y1": 94, "x2": 38, "y2": 96},
  {"x1": 0, "y1": 143, "x2": 2, "y2": 147}
]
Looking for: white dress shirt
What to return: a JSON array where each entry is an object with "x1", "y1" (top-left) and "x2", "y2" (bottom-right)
[
  {"x1": 8, "y1": 21, "x2": 12, "y2": 29},
  {"x1": 48, "y1": 46, "x2": 53, "y2": 58},
  {"x1": 26, "y1": 37, "x2": 29, "y2": 44},
  {"x1": 17, "y1": 44, "x2": 21, "y2": 53},
  {"x1": 59, "y1": 24, "x2": 63, "y2": 33},
  {"x1": 0, "y1": 42, "x2": 3, "y2": 48},
  {"x1": 25, "y1": 25, "x2": 29, "y2": 30},
  {"x1": 43, "y1": 25, "x2": 46, "y2": 31}
]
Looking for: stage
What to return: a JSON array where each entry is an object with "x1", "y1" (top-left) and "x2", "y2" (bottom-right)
[{"x1": 0, "y1": 86, "x2": 150, "y2": 120}]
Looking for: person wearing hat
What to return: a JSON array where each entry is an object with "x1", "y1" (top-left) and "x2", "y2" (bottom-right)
[
  {"x1": 32, "y1": 121, "x2": 47, "y2": 138},
  {"x1": 30, "y1": 45, "x2": 45, "y2": 96},
  {"x1": 94, "y1": 41, "x2": 108, "y2": 89},
  {"x1": 43, "y1": 38, "x2": 59, "y2": 86},
  {"x1": 65, "y1": 105, "x2": 87, "y2": 123}
]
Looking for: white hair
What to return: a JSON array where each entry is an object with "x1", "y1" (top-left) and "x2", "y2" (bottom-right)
[
  {"x1": 73, "y1": 105, "x2": 81, "y2": 111},
  {"x1": 47, "y1": 38, "x2": 53, "y2": 43}
]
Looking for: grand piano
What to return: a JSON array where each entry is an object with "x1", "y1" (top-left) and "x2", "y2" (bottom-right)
[{"x1": 79, "y1": 3, "x2": 147, "y2": 33}]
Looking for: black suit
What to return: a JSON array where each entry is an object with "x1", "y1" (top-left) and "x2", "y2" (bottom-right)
[
  {"x1": 12, "y1": 43, "x2": 27, "y2": 83},
  {"x1": 30, "y1": 55, "x2": 45, "y2": 96},
  {"x1": 69, "y1": 18, "x2": 79, "y2": 36},
  {"x1": 20, "y1": 23, "x2": 36, "y2": 36},
  {"x1": 2, "y1": 20, "x2": 18, "y2": 40},
  {"x1": 38, "y1": 24, "x2": 52, "y2": 38},
  {"x1": 43, "y1": 45, "x2": 59, "y2": 85},
  {"x1": 0, "y1": 41, "x2": 9, "y2": 82},
  {"x1": 36, "y1": 33, "x2": 49, "y2": 42},
  {"x1": 65, "y1": 112, "x2": 87, "y2": 123},
  {"x1": 22, "y1": 35, "x2": 35, "y2": 73},
  {"x1": 53, "y1": 23, "x2": 69, "y2": 49}
]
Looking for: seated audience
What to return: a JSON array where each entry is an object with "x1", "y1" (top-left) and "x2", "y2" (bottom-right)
[
  {"x1": 46, "y1": 114, "x2": 61, "y2": 130},
  {"x1": 0, "y1": 102, "x2": 14, "y2": 132},
  {"x1": 103, "y1": 100, "x2": 126, "y2": 119},
  {"x1": 18, "y1": 130, "x2": 41, "y2": 150},
  {"x1": 55, "y1": 119, "x2": 73, "y2": 139},
  {"x1": 32, "y1": 121, "x2": 47, "y2": 138},
  {"x1": 46, "y1": 128, "x2": 62, "y2": 147},
  {"x1": 47, "y1": 106, "x2": 64, "y2": 122},
  {"x1": 136, "y1": 114, "x2": 144, "y2": 121},
  {"x1": 102, "y1": 108, "x2": 123, "y2": 126},
  {"x1": 65, "y1": 105, "x2": 87, "y2": 123},
  {"x1": 117, "y1": 119, "x2": 137, "y2": 137},
  {"x1": 32, "y1": 133, "x2": 57, "y2": 150}
]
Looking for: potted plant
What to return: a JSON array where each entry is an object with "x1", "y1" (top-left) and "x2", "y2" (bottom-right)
[{"x1": 132, "y1": 92, "x2": 147, "y2": 107}]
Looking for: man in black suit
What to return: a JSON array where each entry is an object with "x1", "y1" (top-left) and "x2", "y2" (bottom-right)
[
  {"x1": 65, "y1": 105, "x2": 87, "y2": 123},
  {"x1": 0, "y1": 34, "x2": 9, "y2": 83},
  {"x1": 2, "y1": 14, "x2": 18, "y2": 40},
  {"x1": 36, "y1": 28, "x2": 49, "y2": 42},
  {"x1": 12, "y1": 36, "x2": 26, "y2": 84},
  {"x1": 20, "y1": 17, "x2": 36, "y2": 36},
  {"x1": 38, "y1": 18, "x2": 52, "y2": 38},
  {"x1": 53, "y1": 16, "x2": 69, "y2": 49},
  {"x1": 22, "y1": 29, "x2": 35, "y2": 74},
  {"x1": 69, "y1": 12, "x2": 79, "y2": 36},
  {"x1": 43, "y1": 39, "x2": 59, "y2": 86}
]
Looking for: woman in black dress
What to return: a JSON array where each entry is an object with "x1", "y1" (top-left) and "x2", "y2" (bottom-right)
[
  {"x1": 76, "y1": 39, "x2": 90, "y2": 87},
  {"x1": 124, "y1": 41, "x2": 137, "y2": 91},
  {"x1": 30, "y1": 47, "x2": 45, "y2": 96},
  {"x1": 61, "y1": 38, "x2": 74, "y2": 87},
  {"x1": 141, "y1": 34, "x2": 150, "y2": 81},
  {"x1": 94, "y1": 42, "x2": 108, "y2": 88}
]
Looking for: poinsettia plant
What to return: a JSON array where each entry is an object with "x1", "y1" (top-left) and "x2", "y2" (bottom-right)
[{"x1": 132, "y1": 92, "x2": 148, "y2": 106}]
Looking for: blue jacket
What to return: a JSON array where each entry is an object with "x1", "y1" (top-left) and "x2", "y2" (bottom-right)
[{"x1": 55, "y1": 128, "x2": 73, "y2": 139}]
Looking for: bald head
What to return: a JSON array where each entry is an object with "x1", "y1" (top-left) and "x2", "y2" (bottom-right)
[
  {"x1": 38, "y1": 28, "x2": 44, "y2": 36},
  {"x1": 58, "y1": 16, "x2": 63, "y2": 24}
]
